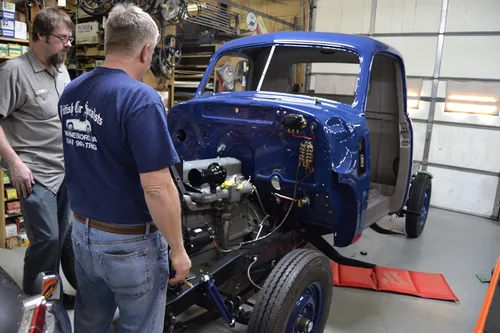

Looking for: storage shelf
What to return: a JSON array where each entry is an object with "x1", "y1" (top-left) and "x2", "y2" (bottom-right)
[
  {"x1": 1, "y1": 170, "x2": 23, "y2": 249},
  {"x1": 0, "y1": 37, "x2": 29, "y2": 44},
  {"x1": 0, "y1": 56, "x2": 14, "y2": 60}
]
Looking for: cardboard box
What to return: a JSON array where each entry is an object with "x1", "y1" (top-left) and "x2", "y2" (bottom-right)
[
  {"x1": 20, "y1": 45, "x2": 29, "y2": 54},
  {"x1": 15, "y1": 216, "x2": 24, "y2": 232},
  {"x1": 5, "y1": 223, "x2": 17, "y2": 238},
  {"x1": 5, "y1": 200, "x2": 20, "y2": 214},
  {"x1": 0, "y1": 10, "x2": 14, "y2": 21},
  {"x1": 0, "y1": 2, "x2": 15, "y2": 13},
  {"x1": 14, "y1": 20, "x2": 26, "y2": 40},
  {"x1": 8, "y1": 43, "x2": 20, "y2": 56},
  {"x1": 0, "y1": 42, "x2": 8, "y2": 57},
  {"x1": 0, "y1": 2, "x2": 14, "y2": 22},
  {"x1": 76, "y1": 21, "x2": 100, "y2": 44},
  {"x1": 0, "y1": 28, "x2": 14, "y2": 38},
  {"x1": 6, "y1": 236, "x2": 19, "y2": 248},
  {"x1": 18, "y1": 231, "x2": 28, "y2": 247},
  {"x1": 0, "y1": 19, "x2": 13, "y2": 30},
  {"x1": 5, "y1": 188, "x2": 17, "y2": 200}
]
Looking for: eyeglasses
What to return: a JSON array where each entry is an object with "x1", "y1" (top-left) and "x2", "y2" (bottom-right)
[{"x1": 49, "y1": 32, "x2": 74, "y2": 44}]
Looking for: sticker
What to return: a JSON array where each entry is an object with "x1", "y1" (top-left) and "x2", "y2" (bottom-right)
[{"x1": 35, "y1": 88, "x2": 48, "y2": 95}]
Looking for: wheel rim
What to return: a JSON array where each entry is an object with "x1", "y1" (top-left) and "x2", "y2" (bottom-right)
[
  {"x1": 286, "y1": 281, "x2": 324, "y2": 333},
  {"x1": 420, "y1": 187, "x2": 431, "y2": 226}
]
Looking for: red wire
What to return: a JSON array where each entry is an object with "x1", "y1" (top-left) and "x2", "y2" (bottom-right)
[{"x1": 291, "y1": 133, "x2": 313, "y2": 140}]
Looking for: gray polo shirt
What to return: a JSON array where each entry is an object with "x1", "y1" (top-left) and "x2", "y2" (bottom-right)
[{"x1": 0, "y1": 49, "x2": 70, "y2": 194}]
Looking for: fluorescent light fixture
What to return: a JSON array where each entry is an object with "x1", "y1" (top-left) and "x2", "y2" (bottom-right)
[
  {"x1": 445, "y1": 94, "x2": 499, "y2": 116},
  {"x1": 407, "y1": 91, "x2": 420, "y2": 109}
]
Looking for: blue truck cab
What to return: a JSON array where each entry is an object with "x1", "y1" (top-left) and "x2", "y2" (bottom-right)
[{"x1": 168, "y1": 31, "x2": 432, "y2": 247}]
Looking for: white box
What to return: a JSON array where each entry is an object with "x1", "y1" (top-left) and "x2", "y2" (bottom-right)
[
  {"x1": 76, "y1": 21, "x2": 100, "y2": 44},
  {"x1": 5, "y1": 224, "x2": 17, "y2": 238},
  {"x1": 14, "y1": 21, "x2": 26, "y2": 40}
]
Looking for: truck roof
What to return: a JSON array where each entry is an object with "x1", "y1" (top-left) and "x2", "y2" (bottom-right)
[{"x1": 216, "y1": 31, "x2": 401, "y2": 58}]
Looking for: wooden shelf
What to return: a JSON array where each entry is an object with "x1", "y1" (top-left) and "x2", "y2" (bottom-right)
[
  {"x1": 0, "y1": 171, "x2": 23, "y2": 249},
  {"x1": 0, "y1": 37, "x2": 30, "y2": 44},
  {"x1": 0, "y1": 56, "x2": 15, "y2": 60}
]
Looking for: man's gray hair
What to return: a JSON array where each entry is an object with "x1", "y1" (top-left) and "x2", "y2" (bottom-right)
[{"x1": 104, "y1": 3, "x2": 159, "y2": 55}]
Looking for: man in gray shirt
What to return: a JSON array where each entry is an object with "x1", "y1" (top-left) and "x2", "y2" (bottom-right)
[{"x1": 0, "y1": 8, "x2": 74, "y2": 295}]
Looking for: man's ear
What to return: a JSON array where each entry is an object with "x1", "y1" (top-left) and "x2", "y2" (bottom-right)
[{"x1": 140, "y1": 43, "x2": 151, "y2": 63}]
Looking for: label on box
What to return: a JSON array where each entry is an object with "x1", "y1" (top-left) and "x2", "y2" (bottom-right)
[
  {"x1": 0, "y1": 2, "x2": 15, "y2": 13},
  {"x1": 8, "y1": 43, "x2": 20, "y2": 57},
  {"x1": 76, "y1": 21, "x2": 99, "y2": 44},
  {"x1": 5, "y1": 188, "x2": 17, "y2": 200},
  {"x1": 0, "y1": 19, "x2": 13, "y2": 30},
  {"x1": 0, "y1": 28, "x2": 14, "y2": 38},
  {"x1": 0, "y1": 42, "x2": 7, "y2": 57},
  {"x1": 5, "y1": 224, "x2": 17, "y2": 238},
  {"x1": 0, "y1": 10, "x2": 14, "y2": 21}
]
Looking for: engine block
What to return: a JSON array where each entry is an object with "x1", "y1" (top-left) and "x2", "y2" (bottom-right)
[{"x1": 178, "y1": 157, "x2": 261, "y2": 254}]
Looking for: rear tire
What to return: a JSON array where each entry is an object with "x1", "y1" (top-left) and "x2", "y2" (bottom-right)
[
  {"x1": 247, "y1": 249, "x2": 333, "y2": 333},
  {"x1": 61, "y1": 223, "x2": 78, "y2": 290},
  {"x1": 405, "y1": 173, "x2": 432, "y2": 238}
]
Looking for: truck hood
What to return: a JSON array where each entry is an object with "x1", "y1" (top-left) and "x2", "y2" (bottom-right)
[{"x1": 179, "y1": 91, "x2": 362, "y2": 121}]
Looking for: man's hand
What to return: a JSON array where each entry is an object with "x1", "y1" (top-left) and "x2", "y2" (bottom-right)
[
  {"x1": 9, "y1": 160, "x2": 34, "y2": 197},
  {"x1": 168, "y1": 247, "x2": 192, "y2": 285}
]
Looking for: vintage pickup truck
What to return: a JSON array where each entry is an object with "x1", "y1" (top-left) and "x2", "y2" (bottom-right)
[{"x1": 59, "y1": 31, "x2": 433, "y2": 332}]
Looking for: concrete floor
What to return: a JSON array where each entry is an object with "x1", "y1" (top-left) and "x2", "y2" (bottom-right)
[{"x1": 1, "y1": 207, "x2": 498, "y2": 333}]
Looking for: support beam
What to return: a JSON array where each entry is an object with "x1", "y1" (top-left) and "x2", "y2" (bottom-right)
[
  {"x1": 421, "y1": 0, "x2": 449, "y2": 171},
  {"x1": 216, "y1": 0, "x2": 296, "y2": 29}
]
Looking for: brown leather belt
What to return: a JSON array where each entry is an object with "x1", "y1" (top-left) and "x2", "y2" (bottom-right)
[{"x1": 74, "y1": 213, "x2": 158, "y2": 235}]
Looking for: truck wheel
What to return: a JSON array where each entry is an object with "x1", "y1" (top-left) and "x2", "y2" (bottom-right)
[
  {"x1": 405, "y1": 173, "x2": 432, "y2": 238},
  {"x1": 247, "y1": 249, "x2": 333, "y2": 333},
  {"x1": 61, "y1": 223, "x2": 78, "y2": 290}
]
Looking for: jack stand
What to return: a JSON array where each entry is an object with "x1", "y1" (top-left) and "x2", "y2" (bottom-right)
[{"x1": 201, "y1": 274, "x2": 236, "y2": 328}]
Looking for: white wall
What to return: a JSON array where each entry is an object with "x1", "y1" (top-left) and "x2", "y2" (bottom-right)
[{"x1": 312, "y1": 0, "x2": 500, "y2": 218}]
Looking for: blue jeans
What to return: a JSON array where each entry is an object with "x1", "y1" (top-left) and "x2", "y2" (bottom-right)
[
  {"x1": 71, "y1": 216, "x2": 170, "y2": 333},
  {"x1": 20, "y1": 181, "x2": 69, "y2": 295}
]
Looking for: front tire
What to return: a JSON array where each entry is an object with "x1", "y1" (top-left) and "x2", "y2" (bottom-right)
[
  {"x1": 247, "y1": 249, "x2": 333, "y2": 333},
  {"x1": 405, "y1": 173, "x2": 432, "y2": 238}
]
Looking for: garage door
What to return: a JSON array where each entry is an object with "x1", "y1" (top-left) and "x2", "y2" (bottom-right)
[{"x1": 311, "y1": 0, "x2": 500, "y2": 219}]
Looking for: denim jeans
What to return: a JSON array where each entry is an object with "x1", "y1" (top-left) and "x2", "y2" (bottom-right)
[
  {"x1": 71, "y1": 216, "x2": 170, "y2": 333},
  {"x1": 20, "y1": 181, "x2": 69, "y2": 295}
]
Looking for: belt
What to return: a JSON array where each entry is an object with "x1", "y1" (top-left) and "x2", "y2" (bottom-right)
[{"x1": 73, "y1": 213, "x2": 158, "y2": 235}]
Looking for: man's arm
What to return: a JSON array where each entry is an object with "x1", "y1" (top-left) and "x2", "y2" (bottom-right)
[
  {"x1": 126, "y1": 100, "x2": 191, "y2": 285},
  {"x1": 140, "y1": 167, "x2": 191, "y2": 284},
  {"x1": 0, "y1": 64, "x2": 34, "y2": 197},
  {"x1": 0, "y1": 126, "x2": 34, "y2": 197}
]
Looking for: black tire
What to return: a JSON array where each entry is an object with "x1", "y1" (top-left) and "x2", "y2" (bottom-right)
[
  {"x1": 405, "y1": 173, "x2": 432, "y2": 238},
  {"x1": 247, "y1": 249, "x2": 333, "y2": 333},
  {"x1": 61, "y1": 223, "x2": 78, "y2": 290}
]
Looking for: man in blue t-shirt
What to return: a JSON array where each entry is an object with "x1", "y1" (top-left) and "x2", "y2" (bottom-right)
[{"x1": 58, "y1": 4, "x2": 191, "y2": 332}]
